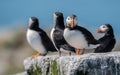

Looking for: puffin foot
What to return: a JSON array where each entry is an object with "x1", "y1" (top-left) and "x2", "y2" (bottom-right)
[
  {"x1": 69, "y1": 52, "x2": 71, "y2": 56},
  {"x1": 32, "y1": 53, "x2": 42, "y2": 58},
  {"x1": 58, "y1": 51, "x2": 61, "y2": 56},
  {"x1": 81, "y1": 49, "x2": 85, "y2": 55},
  {"x1": 76, "y1": 49, "x2": 81, "y2": 55}
]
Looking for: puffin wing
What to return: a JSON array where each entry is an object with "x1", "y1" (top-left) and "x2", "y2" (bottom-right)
[
  {"x1": 53, "y1": 29, "x2": 66, "y2": 46},
  {"x1": 39, "y1": 29, "x2": 57, "y2": 52},
  {"x1": 52, "y1": 28, "x2": 76, "y2": 52},
  {"x1": 75, "y1": 26, "x2": 98, "y2": 45},
  {"x1": 94, "y1": 38, "x2": 116, "y2": 52},
  {"x1": 60, "y1": 44, "x2": 76, "y2": 52}
]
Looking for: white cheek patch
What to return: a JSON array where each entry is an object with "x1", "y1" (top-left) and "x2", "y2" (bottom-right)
[
  {"x1": 66, "y1": 18, "x2": 72, "y2": 24},
  {"x1": 100, "y1": 25, "x2": 109, "y2": 32},
  {"x1": 66, "y1": 17, "x2": 78, "y2": 26}
]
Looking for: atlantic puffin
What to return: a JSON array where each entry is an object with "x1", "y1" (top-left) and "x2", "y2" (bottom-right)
[
  {"x1": 26, "y1": 17, "x2": 57, "y2": 58},
  {"x1": 94, "y1": 24, "x2": 116, "y2": 53},
  {"x1": 64, "y1": 14, "x2": 98, "y2": 55},
  {"x1": 50, "y1": 12, "x2": 76, "y2": 55}
]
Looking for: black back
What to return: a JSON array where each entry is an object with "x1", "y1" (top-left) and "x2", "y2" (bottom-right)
[
  {"x1": 53, "y1": 27, "x2": 76, "y2": 52},
  {"x1": 94, "y1": 36, "x2": 116, "y2": 53},
  {"x1": 29, "y1": 17, "x2": 39, "y2": 29},
  {"x1": 69, "y1": 25, "x2": 99, "y2": 46},
  {"x1": 34, "y1": 28, "x2": 57, "y2": 52},
  {"x1": 94, "y1": 24, "x2": 116, "y2": 53},
  {"x1": 54, "y1": 12, "x2": 65, "y2": 28},
  {"x1": 52, "y1": 12, "x2": 76, "y2": 52}
]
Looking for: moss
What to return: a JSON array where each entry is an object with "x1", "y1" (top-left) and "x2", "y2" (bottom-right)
[
  {"x1": 27, "y1": 60, "x2": 65, "y2": 75},
  {"x1": 29, "y1": 64, "x2": 42, "y2": 75},
  {"x1": 46, "y1": 64, "x2": 50, "y2": 75},
  {"x1": 58, "y1": 65, "x2": 61, "y2": 75},
  {"x1": 50, "y1": 60, "x2": 59, "y2": 75}
]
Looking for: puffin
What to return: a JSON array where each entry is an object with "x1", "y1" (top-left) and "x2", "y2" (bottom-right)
[
  {"x1": 63, "y1": 14, "x2": 98, "y2": 55},
  {"x1": 94, "y1": 24, "x2": 116, "y2": 53},
  {"x1": 50, "y1": 12, "x2": 76, "y2": 55},
  {"x1": 26, "y1": 17, "x2": 57, "y2": 58}
]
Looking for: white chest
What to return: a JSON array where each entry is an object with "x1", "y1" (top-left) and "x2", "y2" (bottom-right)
[
  {"x1": 26, "y1": 29, "x2": 47, "y2": 54},
  {"x1": 50, "y1": 28, "x2": 58, "y2": 50},
  {"x1": 50, "y1": 28, "x2": 55, "y2": 44},
  {"x1": 64, "y1": 28, "x2": 88, "y2": 49}
]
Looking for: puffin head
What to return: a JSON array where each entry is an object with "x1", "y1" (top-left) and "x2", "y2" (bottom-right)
[
  {"x1": 97, "y1": 24, "x2": 113, "y2": 34},
  {"x1": 54, "y1": 12, "x2": 64, "y2": 26},
  {"x1": 29, "y1": 17, "x2": 39, "y2": 29},
  {"x1": 54, "y1": 12, "x2": 63, "y2": 19},
  {"x1": 66, "y1": 14, "x2": 78, "y2": 28}
]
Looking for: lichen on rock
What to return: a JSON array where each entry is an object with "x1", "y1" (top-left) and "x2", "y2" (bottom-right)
[{"x1": 24, "y1": 52, "x2": 120, "y2": 75}]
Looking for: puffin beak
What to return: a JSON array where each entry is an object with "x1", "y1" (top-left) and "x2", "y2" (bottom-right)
[
  {"x1": 71, "y1": 21, "x2": 74, "y2": 28},
  {"x1": 97, "y1": 28, "x2": 101, "y2": 33}
]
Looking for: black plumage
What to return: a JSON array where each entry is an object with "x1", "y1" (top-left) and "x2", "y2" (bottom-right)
[
  {"x1": 69, "y1": 26, "x2": 98, "y2": 46},
  {"x1": 28, "y1": 17, "x2": 57, "y2": 54},
  {"x1": 94, "y1": 24, "x2": 116, "y2": 53},
  {"x1": 64, "y1": 14, "x2": 99, "y2": 55},
  {"x1": 37, "y1": 28, "x2": 57, "y2": 52},
  {"x1": 51, "y1": 12, "x2": 76, "y2": 54}
]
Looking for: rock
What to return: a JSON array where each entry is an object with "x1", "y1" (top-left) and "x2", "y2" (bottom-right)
[{"x1": 24, "y1": 52, "x2": 120, "y2": 75}]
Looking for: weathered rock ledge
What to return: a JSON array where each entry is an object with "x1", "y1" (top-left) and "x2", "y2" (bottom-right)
[{"x1": 24, "y1": 52, "x2": 120, "y2": 75}]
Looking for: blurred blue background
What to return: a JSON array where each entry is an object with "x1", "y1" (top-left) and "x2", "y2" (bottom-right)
[
  {"x1": 0, "y1": 0, "x2": 120, "y2": 38},
  {"x1": 0, "y1": 0, "x2": 120, "y2": 75}
]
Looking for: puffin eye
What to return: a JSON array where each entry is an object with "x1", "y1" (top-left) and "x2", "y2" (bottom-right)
[
  {"x1": 67, "y1": 18, "x2": 70, "y2": 20},
  {"x1": 103, "y1": 26, "x2": 106, "y2": 28}
]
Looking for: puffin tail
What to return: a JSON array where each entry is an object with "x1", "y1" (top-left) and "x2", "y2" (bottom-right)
[
  {"x1": 51, "y1": 47, "x2": 58, "y2": 52},
  {"x1": 48, "y1": 45, "x2": 58, "y2": 52},
  {"x1": 60, "y1": 44, "x2": 76, "y2": 53},
  {"x1": 90, "y1": 39, "x2": 99, "y2": 45}
]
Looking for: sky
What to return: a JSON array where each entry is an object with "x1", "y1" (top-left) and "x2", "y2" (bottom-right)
[{"x1": 0, "y1": 0, "x2": 120, "y2": 38}]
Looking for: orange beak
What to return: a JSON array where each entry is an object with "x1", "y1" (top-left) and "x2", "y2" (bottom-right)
[
  {"x1": 97, "y1": 28, "x2": 101, "y2": 33},
  {"x1": 71, "y1": 21, "x2": 74, "y2": 28}
]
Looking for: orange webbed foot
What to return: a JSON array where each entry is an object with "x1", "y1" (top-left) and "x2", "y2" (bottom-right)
[
  {"x1": 58, "y1": 51, "x2": 61, "y2": 56},
  {"x1": 69, "y1": 52, "x2": 71, "y2": 56},
  {"x1": 81, "y1": 49, "x2": 85, "y2": 55},
  {"x1": 32, "y1": 53, "x2": 42, "y2": 58},
  {"x1": 76, "y1": 49, "x2": 81, "y2": 55}
]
